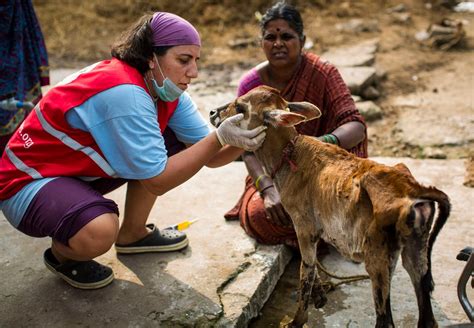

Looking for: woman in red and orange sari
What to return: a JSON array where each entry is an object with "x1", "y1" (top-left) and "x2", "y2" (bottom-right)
[{"x1": 225, "y1": 1, "x2": 368, "y2": 249}]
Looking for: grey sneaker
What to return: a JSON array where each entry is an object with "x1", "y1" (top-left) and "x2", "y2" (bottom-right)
[{"x1": 115, "y1": 223, "x2": 188, "y2": 254}]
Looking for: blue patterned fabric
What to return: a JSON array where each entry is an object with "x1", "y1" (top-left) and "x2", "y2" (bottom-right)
[{"x1": 0, "y1": 0, "x2": 49, "y2": 137}]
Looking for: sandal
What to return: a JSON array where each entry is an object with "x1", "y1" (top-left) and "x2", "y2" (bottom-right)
[
  {"x1": 115, "y1": 223, "x2": 188, "y2": 254},
  {"x1": 43, "y1": 248, "x2": 114, "y2": 290}
]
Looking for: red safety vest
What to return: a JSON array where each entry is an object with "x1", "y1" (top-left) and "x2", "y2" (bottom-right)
[{"x1": 0, "y1": 58, "x2": 178, "y2": 200}]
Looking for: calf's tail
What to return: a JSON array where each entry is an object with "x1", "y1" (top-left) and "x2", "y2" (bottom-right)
[
  {"x1": 423, "y1": 187, "x2": 451, "y2": 256},
  {"x1": 419, "y1": 187, "x2": 451, "y2": 293}
]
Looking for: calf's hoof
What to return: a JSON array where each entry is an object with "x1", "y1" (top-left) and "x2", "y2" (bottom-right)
[
  {"x1": 312, "y1": 291, "x2": 327, "y2": 308},
  {"x1": 419, "y1": 320, "x2": 438, "y2": 328},
  {"x1": 279, "y1": 315, "x2": 309, "y2": 328}
]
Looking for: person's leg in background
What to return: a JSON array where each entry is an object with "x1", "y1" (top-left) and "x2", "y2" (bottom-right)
[{"x1": 0, "y1": 0, "x2": 49, "y2": 154}]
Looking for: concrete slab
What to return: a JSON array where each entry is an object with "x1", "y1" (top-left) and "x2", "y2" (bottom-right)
[
  {"x1": 322, "y1": 39, "x2": 379, "y2": 67},
  {"x1": 0, "y1": 163, "x2": 292, "y2": 327},
  {"x1": 356, "y1": 100, "x2": 383, "y2": 122},
  {"x1": 338, "y1": 66, "x2": 377, "y2": 95}
]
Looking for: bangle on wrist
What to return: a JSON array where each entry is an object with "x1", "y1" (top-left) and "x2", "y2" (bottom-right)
[
  {"x1": 329, "y1": 133, "x2": 340, "y2": 145},
  {"x1": 259, "y1": 184, "x2": 274, "y2": 195},
  {"x1": 255, "y1": 174, "x2": 272, "y2": 191},
  {"x1": 320, "y1": 133, "x2": 339, "y2": 145}
]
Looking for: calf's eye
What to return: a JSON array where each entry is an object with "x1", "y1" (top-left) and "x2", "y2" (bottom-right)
[{"x1": 235, "y1": 103, "x2": 246, "y2": 114}]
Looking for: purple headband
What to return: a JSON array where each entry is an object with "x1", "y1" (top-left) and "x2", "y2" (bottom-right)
[{"x1": 150, "y1": 12, "x2": 201, "y2": 47}]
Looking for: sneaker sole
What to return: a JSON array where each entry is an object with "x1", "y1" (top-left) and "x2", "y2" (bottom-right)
[
  {"x1": 115, "y1": 237, "x2": 189, "y2": 254},
  {"x1": 44, "y1": 259, "x2": 114, "y2": 290}
]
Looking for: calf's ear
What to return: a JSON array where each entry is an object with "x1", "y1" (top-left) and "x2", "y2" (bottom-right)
[
  {"x1": 264, "y1": 109, "x2": 307, "y2": 127},
  {"x1": 287, "y1": 102, "x2": 322, "y2": 121}
]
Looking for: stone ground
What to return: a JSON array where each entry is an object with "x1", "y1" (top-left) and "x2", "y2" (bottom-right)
[{"x1": 1, "y1": 159, "x2": 472, "y2": 327}]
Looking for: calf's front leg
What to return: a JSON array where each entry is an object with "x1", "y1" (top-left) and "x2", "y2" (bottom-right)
[
  {"x1": 311, "y1": 256, "x2": 328, "y2": 309},
  {"x1": 284, "y1": 218, "x2": 319, "y2": 328}
]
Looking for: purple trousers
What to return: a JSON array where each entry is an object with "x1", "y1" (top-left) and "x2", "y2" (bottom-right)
[{"x1": 17, "y1": 128, "x2": 186, "y2": 245}]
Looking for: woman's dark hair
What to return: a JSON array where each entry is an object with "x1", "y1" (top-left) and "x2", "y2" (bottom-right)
[
  {"x1": 260, "y1": 1, "x2": 305, "y2": 41},
  {"x1": 111, "y1": 14, "x2": 172, "y2": 74}
]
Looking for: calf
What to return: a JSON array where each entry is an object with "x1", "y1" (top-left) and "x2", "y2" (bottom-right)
[{"x1": 210, "y1": 86, "x2": 450, "y2": 328}]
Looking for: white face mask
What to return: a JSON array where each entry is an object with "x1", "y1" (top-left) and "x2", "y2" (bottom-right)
[{"x1": 150, "y1": 54, "x2": 184, "y2": 102}]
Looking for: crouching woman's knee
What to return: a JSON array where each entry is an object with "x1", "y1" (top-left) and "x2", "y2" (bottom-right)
[{"x1": 68, "y1": 213, "x2": 119, "y2": 259}]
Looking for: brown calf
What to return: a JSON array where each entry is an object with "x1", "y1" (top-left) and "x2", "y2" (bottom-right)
[{"x1": 210, "y1": 86, "x2": 450, "y2": 328}]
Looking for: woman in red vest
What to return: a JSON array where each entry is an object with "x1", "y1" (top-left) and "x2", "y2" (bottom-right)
[{"x1": 0, "y1": 12, "x2": 266, "y2": 289}]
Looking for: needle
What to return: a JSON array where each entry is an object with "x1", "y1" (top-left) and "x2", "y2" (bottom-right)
[{"x1": 166, "y1": 219, "x2": 199, "y2": 231}]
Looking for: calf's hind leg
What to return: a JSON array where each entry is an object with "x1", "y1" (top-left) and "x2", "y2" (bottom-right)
[
  {"x1": 401, "y1": 201, "x2": 437, "y2": 328},
  {"x1": 364, "y1": 227, "x2": 400, "y2": 328},
  {"x1": 401, "y1": 240, "x2": 437, "y2": 328}
]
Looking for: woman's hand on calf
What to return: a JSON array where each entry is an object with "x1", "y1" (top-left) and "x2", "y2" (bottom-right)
[
  {"x1": 215, "y1": 113, "x2": 266, "y2": 151},
  {"x1": 262, "y1": 186, "x2": 292, "y2": 227}
]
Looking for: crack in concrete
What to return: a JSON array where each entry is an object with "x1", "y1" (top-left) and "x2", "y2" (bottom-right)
[
  {"x1": 215, "y1": 261, "x2": 252, "y2": 317},
  {"x1": 216, "y1": 262, "x2": 252, "y2": 296},
  {"x1": 212, "y1": 261, "x2": 253, "y2": 327}
]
